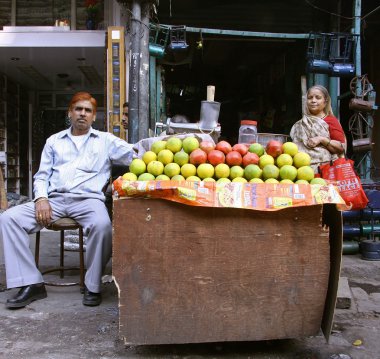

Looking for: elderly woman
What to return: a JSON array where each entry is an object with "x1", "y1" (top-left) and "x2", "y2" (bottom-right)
[{"x1": 290, "y1": 85, "x2": 346, "y2": 172}]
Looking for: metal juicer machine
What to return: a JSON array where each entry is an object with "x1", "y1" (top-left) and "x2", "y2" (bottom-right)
[{"x1": 156, "y1": 86, "x2": 222, "y2": 143}]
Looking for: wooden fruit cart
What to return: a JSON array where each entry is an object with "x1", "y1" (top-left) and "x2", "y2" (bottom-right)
[{"x1": 112, "y1": 197, "x2": 342, "y2": 345}]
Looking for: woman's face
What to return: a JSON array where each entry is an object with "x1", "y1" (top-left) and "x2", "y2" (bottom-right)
[{"x1": 307, "y1": 88, "x2": 327, "y2": 117}]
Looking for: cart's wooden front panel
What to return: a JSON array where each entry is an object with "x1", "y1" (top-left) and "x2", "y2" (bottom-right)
[{"x1": 113, "y1": 198, "x2": 330, "y2": 345}]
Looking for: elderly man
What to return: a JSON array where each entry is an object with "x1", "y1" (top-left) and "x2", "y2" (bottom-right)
[{"x1": 0, "y1": 92, "x2": 134, "y2": 308}]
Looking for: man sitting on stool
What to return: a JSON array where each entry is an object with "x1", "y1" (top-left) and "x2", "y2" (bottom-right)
[{"x1": 0, "y1": 92, "x2": 135, "y2": 309}]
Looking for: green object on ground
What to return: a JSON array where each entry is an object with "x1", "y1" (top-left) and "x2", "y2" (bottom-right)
[{"x1": 343, "y1": 240, "x2": 360, "y2": 255}]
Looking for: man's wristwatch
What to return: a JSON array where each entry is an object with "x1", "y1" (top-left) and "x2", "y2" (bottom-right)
[{"x1": 34, "y1": 197, "x2": 48, "y2": 204}]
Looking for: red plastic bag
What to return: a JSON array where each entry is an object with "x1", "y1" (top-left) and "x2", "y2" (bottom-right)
[{"x1": 319, "y1": 157, "x2": 368, "y2": 210}]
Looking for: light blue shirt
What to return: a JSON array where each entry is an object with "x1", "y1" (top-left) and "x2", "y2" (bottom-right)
[{"x1": 33, "y1": 127, "x2": 134, "y2": 201}]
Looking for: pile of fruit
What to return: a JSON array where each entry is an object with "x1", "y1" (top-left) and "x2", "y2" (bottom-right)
[{"x1": 122, "y1": 136, "x2": 327, "y2": 184}]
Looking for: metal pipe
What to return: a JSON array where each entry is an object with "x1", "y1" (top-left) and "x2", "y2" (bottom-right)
[
  {"x1": 166, "y1": 25, "x2": 310, "y2": 39},
  {"x1": 329, "y1": 77, "x2": 339, "y2": 116},
  {"x1": 353, "y1": 0, "x2": 362, "y2": 79},
  {"x1": 329, "y1": 0, "x2": 341, "y2": 117},
  {"x1": 71, "y1": 0, "x2": 76, "y2": 30},
  {"x1": 11, "y1": 0, "x2": 16, "y2": 25},
  {"x1": 138, "y1": 1, "x2": 150, "y2": 140},
  {"x1": 128, "y1": 0, "x2": 141, "y2": 144},
  {"x1": 161, "y1": 67, "x2": 166, "y2": 122},
  {"x1": 352, "y1": 0, "x2": 371, "y2": 180},
  {"x1": 156, "y1": 65, "x2": 162, "y2": 126},
  {"x1": 149, "y1": 56, "x2": 157, "y2": 130},
  {"x1": 315, "y1": 74, "x2": 329, "y2": 89},
  {"x1": 28, "y1": 100, "x2": 33, "y2": 198}
]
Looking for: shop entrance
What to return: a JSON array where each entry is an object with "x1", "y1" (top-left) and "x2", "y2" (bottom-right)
[{"x1": 158, "y1": 33, "x2": 308, "y2": 144}]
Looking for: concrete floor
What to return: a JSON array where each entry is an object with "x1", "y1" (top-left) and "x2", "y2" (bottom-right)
[{"x1": 0, "y1": 230, "x2": 380, "y2": 359}]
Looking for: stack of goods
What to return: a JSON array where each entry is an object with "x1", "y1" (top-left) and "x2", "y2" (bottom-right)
[
  {"x1": 343, "y1": 187, "x2": 380, "y2": 259},
  {"x1": 114, "y1": 134, "x2": 349, "y2": 211},
  {"x1": 122, "y1": 135, "x2": 326, "y2": 185}
]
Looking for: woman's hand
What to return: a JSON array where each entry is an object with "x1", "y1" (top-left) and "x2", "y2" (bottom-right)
[
  {"x1": 35, "y1": 198, "x2": 53, "y2": 227},
  {"x1": 307, "y1": 136, "x2": 345, "y2": 155},
  {"x1": 307, "y1": 136, "x2": 325, "y2": 148}
]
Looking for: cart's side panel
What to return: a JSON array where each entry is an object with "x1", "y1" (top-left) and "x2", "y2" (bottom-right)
[{"x1": 113, "y1": 198, "x2": 330, "y2": 345}]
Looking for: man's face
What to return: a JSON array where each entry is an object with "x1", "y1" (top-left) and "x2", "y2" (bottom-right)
[
  {"x1": 68, "y1": 100, "x2": 95, "y2": 135},
  {"x1": 121, "y1": 106, "x2": 128, "y2": 130}
]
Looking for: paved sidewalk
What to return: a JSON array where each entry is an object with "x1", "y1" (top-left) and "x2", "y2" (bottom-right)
[{"x1": 0, "y1": 230, "x2": 380, "y2": 359}]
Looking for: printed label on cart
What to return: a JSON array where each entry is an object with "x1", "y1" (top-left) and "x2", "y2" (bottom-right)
[
  {"x1": 113, "y1": 177, "x2": 349, "y2": 211},
  {"x1": 272, "y1": 197, "x2": 293, "y2": 208},
  {"x1": 177, "y1": 187, "x2": 197, "y2": 201}
]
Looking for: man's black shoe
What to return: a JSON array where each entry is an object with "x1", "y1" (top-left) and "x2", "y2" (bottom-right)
[
  {"x1": 83, "y1": 286, "x2": 102, "y2": 306},
  {"x1": 6, "y1": 283, "x2": 47, "y2": 309}
]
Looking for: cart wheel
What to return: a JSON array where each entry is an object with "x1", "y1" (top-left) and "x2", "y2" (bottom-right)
[
  {"x1": 350, "y1": 75, "x2": 372, "y2": 98},
  {"x1": 348, "y1": 112, "x2": 371, "y2": 139}
]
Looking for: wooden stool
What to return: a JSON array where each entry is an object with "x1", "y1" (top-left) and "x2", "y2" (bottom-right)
[{"x1": 35, "y1": 217, "x2": 85, "y2": 291}]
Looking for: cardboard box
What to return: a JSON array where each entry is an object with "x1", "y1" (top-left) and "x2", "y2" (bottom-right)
[{"x1": 113, "y1": 198, "x2": 342, "y2": 345}]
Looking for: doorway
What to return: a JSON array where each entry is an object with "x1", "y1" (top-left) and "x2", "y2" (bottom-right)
[{"x1": 158, "y1": 33, "x2": 308, "y2": 144}]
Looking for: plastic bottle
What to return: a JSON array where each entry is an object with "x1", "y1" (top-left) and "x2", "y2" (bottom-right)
[{"x1": 238, "y1": 120, "x2": 258, "y2": 145}]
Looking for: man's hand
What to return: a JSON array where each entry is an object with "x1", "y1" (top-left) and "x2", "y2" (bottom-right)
[{"x1": 35, "y1": 198, "x2": 53, "y2": 227}]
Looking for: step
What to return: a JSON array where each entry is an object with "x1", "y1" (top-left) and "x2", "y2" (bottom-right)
[{"x1": 336, "y1": 276, "x2": 352, "y2": 309}]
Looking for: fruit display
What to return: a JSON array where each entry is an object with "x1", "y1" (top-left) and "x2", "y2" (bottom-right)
[{"x1": 124, "y1": 135, "x2": 327, "y2": 185}]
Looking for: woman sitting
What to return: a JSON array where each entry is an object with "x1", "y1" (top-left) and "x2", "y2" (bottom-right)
[{"x1": 290, "y1": 85, "x2": 346, "y2": 172}]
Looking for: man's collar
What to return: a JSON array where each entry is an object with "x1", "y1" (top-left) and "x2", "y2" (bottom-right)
[{"x1": 58, "y1": 126, "x2": 99, "y2": 139}]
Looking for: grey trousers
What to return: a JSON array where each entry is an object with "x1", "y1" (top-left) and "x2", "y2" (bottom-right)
[{"x1": 0, "y1": 193, "x2": 112, "y2": 293}]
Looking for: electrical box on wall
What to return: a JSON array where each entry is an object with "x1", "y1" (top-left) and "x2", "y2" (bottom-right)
[{"x1": 107, "y1": 26, "x2": 126, "y2": 139}]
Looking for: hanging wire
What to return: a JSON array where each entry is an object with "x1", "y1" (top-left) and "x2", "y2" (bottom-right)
[
  {"x1": 124, "y1": 7, "x2": 150, "y2": 32},
  {"x1": 122, "y1": 4, "x2": 151, "y2": 40},
  {"x1": 304, "y1": 0, "x2": 380, "y2": 21},
  {"x1": 362, "y1": 5, "x2": 380, "y2": 20},
  {"x1": 304, "y1": 0, "x2": 353, "y2": 19}
]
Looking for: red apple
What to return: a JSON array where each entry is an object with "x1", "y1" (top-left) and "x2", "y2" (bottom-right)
[
  {"x1": 232, "y1": 143, "x2": 248, "y2": 156},
  {"x1": 199, "y1": 140, "x2": 215, "y2": 154},
  {"x1": 266, "y1": 140, "x2": 283, "y2": 158},
  {"x1": 242, "y1": 152, "x2": 260, "y2": 167},
  {"x1": 215, "y1": 140, "x2": 232, "y2": 155},
  {"x1": 226, "y1": 151, "x2": 243, "y2": 166},
  {"x1": 189, "y1": 148, "x2": 207, "y2": 165},
  {"x1": 208, "y1": 149, "x2": 225, "y2": 166}
]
